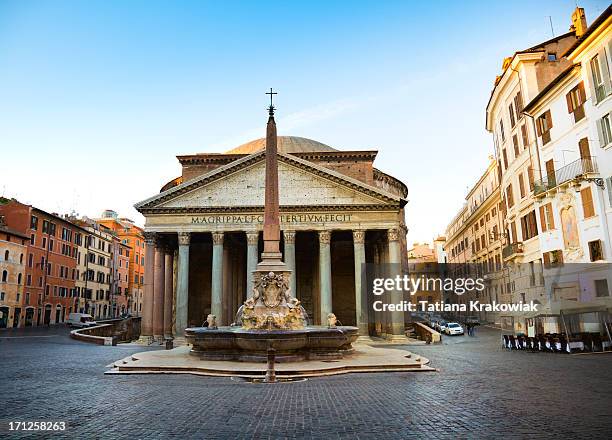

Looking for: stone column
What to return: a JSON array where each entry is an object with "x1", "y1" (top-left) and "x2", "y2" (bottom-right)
[
  {"x1": 319, "y1": 231, "x2": 332, "y2": 323},
  {"x1": 174, "y1": 232, "x2": 190, "y2": 337},
  {"x1": 387, "y1": 228, "x2": 406, "y2": 339},
  {"x1": 163, "y1": 248, "x2": 173, "y2": 339},
  {"x1": 211, "y1": 232, "x2": 224, "y2": 324},
  {"x1": 246, "y1": 232, "x2": 259, "y2": 291},
  {"x1": 140, "y1": 232, "x2": 156, "y2": 341},
  {"x1": 353, "y1": 230, "x2": 367, "y2": 335},
  {"x1": 153, "y1": 244, "x2": 165, "y2": 342},
  {"x1": 284, "y1": 231, "x2": 296, "y2": 297}
]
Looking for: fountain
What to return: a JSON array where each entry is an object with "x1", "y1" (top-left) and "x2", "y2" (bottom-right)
[{"x1": 185, "y1": 91, "x2": 358, "y2": 362}]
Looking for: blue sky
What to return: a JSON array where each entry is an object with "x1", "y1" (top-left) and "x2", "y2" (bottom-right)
[{"x1": 0, "y1": 0, "x2": 609, "y2": 245}]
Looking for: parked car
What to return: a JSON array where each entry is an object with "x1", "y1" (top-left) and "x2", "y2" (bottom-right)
[
  {"x1": 445, "y1": 322, "x2": 465, "y2": 336},
  {"x1": 67, "y1": 313, "x2": 97, "y2": 328},
  {"x1": 436, "y1": 321, "x2": 448, "y2": 333}
]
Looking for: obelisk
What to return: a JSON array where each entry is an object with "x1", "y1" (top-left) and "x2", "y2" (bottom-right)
[{"x1": 257, "y1": 89, "x2": 286, "y2": 272}]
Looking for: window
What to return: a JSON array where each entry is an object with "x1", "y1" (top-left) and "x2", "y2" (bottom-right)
[
  {"x1": 536, "y1": 110, "x2": 553, "y2": 145},
  {"x1": 518, "y1": 173, "x2": 525, "y2": 199},
  {"x1": 597, "y1": 113, "x2": 612, "y2": 148},
  {"x1": 28, "y1": 253, "x2": 33, "y2": 268},
  {"x1": 514, "y1": 91, "x2": 523, "y2": 115},
  {"x1": 30, "y1": 215, "x2": 38, "y2": 230},
  {"x1": 543, "y1": 250, "x2": 563, "y2": 268},
  {"x1": 506, "y1": 184, "x2": 514, "y2": 209},
  {"x1": 590, "y1": 54, "x2": 606, "y2": 103},
  {"x1": 0, "y1": 292, "x2": 4, "y2": 300},
  {"x1": 1, "y1": 270, "x2": 7, "y2": 282},
  {"x1": 539, "y1": 203, "x2": 555, "y2": 231},
  {"x1": 512, "y1": 135, "x2": 519, "y2": 157},
  {"x1": 588, "y1": 240, "x2": 604, "y2": 262},
  {"x1": 30, "y1": 234, "x2": 34, "y2": 245},
  {"x1": 499, "y1": 120, "x2": 505, "y2": 143},
  {"x1": 566, "y1": 82, "x2": 586, "y2": 123},
  {"x1": 545, "y1": 159, "x2": 556, "y2": 187},
  {"x1": 595, "y1": 279, "x2": 610, "y2": 297},
  {"x1": 3, "y1": 250, "x2": 8, "y2": 261},
  {"x1": 509, "y1": 103, "x2": 516, "y2": 127},
  {"x1": 581, "y1": 187, "x2": 595, "y2": 218},
  {"x1": 547, "y1": 53, "x2": 557, "y2": 61},
  {"x1": 502, "y1": 148, "x2": 508, "y2": 169},
  {"x1": 17, "y1": 273, "x2": 22, "y2": 284},
  {"x1": 520, "y1": 124, "x2": 528, "y2": 148},
  {"x1": 520, "y1": 210, "x2": 538, "y2": 240},
  {"x1": 49, "y1": 239, "x2": 53, "y2": 251},
  {"x1": 527, "y1": 166, "x2": 534, "y2": 191}
]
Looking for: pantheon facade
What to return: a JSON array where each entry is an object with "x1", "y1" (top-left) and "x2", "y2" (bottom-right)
[{"x1": 135, "y1": 136, "x2": 409, "y2": 340}]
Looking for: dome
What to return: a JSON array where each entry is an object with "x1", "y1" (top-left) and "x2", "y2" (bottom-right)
[{"x1": 226, "y1": 136, "x2": 338, "y2": 154}]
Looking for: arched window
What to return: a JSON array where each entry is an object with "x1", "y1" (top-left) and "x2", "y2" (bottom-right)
[
  {"x1": 18, "y1": 273, "x2": 22, "y2": 284},
  {"x1": 4, "y1": 250, "x2": 8, "y2": 261},
  {"x1": 20, "y1": 254, "x2": 23, "y2": 264},
  {"x1": 1, "y1": 270, "x2": 7, "y2": 282}
]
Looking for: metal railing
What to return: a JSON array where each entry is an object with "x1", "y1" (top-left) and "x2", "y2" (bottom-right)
[
  {"x1": 533, "y1": 156, "x2": 598, "y2": 195},
  {"x1": 502, "y1": 242, "x2": 524, "y2": 260}
]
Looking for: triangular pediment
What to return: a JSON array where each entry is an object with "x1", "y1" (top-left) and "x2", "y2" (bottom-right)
[{"x1": 135, "y1": 152, "x2": 401, "y2": 212}]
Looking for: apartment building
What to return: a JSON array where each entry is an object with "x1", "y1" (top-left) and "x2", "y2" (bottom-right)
[
  {"x1": 519, "y1": 7, "x2": 612, "y2": 336},
  {"x1": 444, "y1": 158, "x2": 508, "y2": 323},
  {"x1": 98, "y1": 210, "x2": 145, "y2": 316},
  {"x1": 407, "y1": 242, "x2": 443, "y2": 311},
  {"x1": 0, "y1": 215, "x2": 29, "y2": 328},
  {"x1": 0, "y1": 199, "x2": 85, "y2": 326}
]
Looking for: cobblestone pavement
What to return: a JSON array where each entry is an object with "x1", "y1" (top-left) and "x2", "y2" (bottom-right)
[{"x1": 1, "y1": 325, "x2": 611, "y2": 439}]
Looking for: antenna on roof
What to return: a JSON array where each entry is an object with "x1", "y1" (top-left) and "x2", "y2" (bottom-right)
[{"x1": 547, "y1": 16, "x2": 555, "y2": 38}]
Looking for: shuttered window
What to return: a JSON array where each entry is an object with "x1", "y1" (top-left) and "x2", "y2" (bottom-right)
[
  {"x1": 518, "y1": 173, "x2": 525, "y2": 199},
  {"x1": 581, "y1": 187, "x2": 595, "y2": 218},
  {"x1": 506, "y1": 184, "x2": 514, "y2": 209},
  {"x1": 539, "y1": 203, "x2": 555, "y2": 231},
  {"x1": 520, "y1": 123, "x2": 528, "y2": 147},
  {"x1": 566, "y1": 82, "x2": 586, "y2": 123},
  {"x1": 536, "y1": 110, "x2": 553, "y2": 145}
]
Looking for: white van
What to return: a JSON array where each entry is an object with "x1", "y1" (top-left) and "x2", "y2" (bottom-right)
[{"x1": 67, "y1": 313, "x2": 97, "y2": 328}]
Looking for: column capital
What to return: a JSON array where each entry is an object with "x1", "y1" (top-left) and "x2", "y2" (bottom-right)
[
  {"x1": 387, "y1": 228, "x2": 400, "y2": 242},
  {"x1": 352, "y1": 230, "x2": 366, "y2": 244},
  {"x1": 212, "y1": 231, "x2": 224, "y2": 245},
  {"x1": 246, "y1": 232, "x2": 259, "y2": 246},
  {"x1": 283, "y1": 230, "x2": 296, "y2": 244},
  {"x1": 178, "y1": 232, "x2": 191, "y2": 246},
  {"x1": 143, "y1": 231, "x2": 157, "y2": 246},
  {"x1": 318, "y1": 230, "x2": 331, "y2": 244}
]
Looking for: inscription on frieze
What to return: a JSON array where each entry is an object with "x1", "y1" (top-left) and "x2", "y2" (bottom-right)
[{"x1": 191, "y1": 213, "x2": 352, "y2": 225}]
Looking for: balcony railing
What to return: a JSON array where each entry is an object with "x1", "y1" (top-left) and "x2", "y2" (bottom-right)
[
  {"x1": 534, "y1": 156, "x2": 598, "y2": 195},
  {"x1": 502, "y1": 242, "x2": 524, "y2": 260}
]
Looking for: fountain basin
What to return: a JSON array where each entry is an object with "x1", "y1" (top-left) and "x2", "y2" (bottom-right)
[{"x1": 185, "y1": 326, "x2": 359, "y2": 362}]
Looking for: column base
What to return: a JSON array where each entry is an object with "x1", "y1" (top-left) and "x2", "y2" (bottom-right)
[
  {"x1": 357, "y1": 323, "x2": 369, "y2": 336},
  {"x1": 172, "y1": 336, "x2": 189, "y2": 347},
  {"x1": 384, "y1": 334, "x2": 409, "y2": 343},
  {"x1": 137, "y1": 335, "x2": 154, "y2": 345}
]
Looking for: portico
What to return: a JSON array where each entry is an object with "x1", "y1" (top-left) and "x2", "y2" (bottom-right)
[{"x1": 136, "y1": 136, "x2": 409, "y2": 341}]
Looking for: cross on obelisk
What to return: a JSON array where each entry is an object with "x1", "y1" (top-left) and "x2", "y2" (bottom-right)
[
  {"x1": 259, "y1": 88, "x2": 284, "y2": 268},
  {"x1": 266, "y1": 88, "x2": 277, "y2": 112}
]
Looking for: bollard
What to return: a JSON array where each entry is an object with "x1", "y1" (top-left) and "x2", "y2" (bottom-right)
[{"x1": 265, "y1": 346, "x2": 276, "y2": 383}]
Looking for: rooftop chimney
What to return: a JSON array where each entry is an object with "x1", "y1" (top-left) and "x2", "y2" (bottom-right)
[{"x1": 570, "y1": 7, "x2": 587, "y2": 37}]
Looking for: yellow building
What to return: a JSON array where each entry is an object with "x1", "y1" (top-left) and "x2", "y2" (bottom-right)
[
  {"x1": 0, "y1": 215, "x2": 29, "y2": 328},
  {"x1": 445, "y1": 158, "x2": 507, "y2": 324}
]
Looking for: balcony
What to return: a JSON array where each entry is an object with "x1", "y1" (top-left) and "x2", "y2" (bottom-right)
[
  {"x1": 502, "y1": 242, "x2": 524, "y2": 261},
  {"x1": 534, "y1": 156, "x2": 598, "y2": 196}
]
